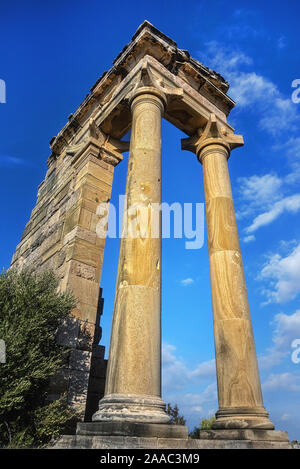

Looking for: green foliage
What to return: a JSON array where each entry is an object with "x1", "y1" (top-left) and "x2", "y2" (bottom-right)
[
  {"x1": 189, "y1": 416, "x2": 216, "y2": 439},
  {"x1": 0, "y1": 269, "x2": 78, "y2": 448},
  {"x1": 166, "y1": 403, "x2": 186, "y2": 425},
  {"x1": 199, "y1": 416, "x2": 216, "y2": 430}
]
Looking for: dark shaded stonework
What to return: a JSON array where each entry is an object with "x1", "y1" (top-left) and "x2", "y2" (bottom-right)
[
  {"x1": 84, "y1": 290, "x2": 107, "y2": 422},
  {"x1": 46, "y1": 289, "x2": 107, "y2": 422}
]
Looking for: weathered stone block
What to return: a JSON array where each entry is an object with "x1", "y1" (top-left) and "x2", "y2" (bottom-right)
[
  {"x1": 50, "y1": 435, "x2": 293, "y2": 449},
  {"x1": 48, "y1": 369, "x2": 70, "y2": 394},
  {"x1": 76, "y1": 421, "x2": 188, "y2": 439},
  {"x1": 199, "y1": 429, "x2": 289, "y2": 441},
  {"x1": 56, "y1": 316, "x2": 80, "y2": 348},
  {"x1": 68, "y1": 369, "x2": 90, "y2": 406},
  {"x1": 69, "y1": 350, "x2": 91, "y2": 373},
  {"x1": 77, "y1": 320, "x2": 96, "y2": 350}
]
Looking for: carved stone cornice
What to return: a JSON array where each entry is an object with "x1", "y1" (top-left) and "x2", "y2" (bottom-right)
[
  {"x1": 66, "y1": 119, "x2": 129, "y2": 167},
  {"x1": 181, "y1": 113, "x2": 244, "y2": 163},
  {"x1": 126, "y1": 63, "x2": 183, "y2": 107},
  {"x1": 48, "y1": 21, "x2": 236, "y2": 159}
]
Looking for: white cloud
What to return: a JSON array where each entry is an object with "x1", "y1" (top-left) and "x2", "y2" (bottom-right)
[
  {"x1": 243, "y1": 235, "x2": 255, "y2": 243},
  {"x1": 275, "y1": 137, "x2": 300, "y2": 184},
  {"x1": 277, "y1": 36, "x2": 287, "y2": 50},
  {"x1": 239, "y1": 173, "x2": 282, "y2": 206},
  {"x1": 259, "y1": 96, "x2": 298, "y2": 135},
  {"x1": 190, "y1": 359, "x2": 216, "y2": 379},
  {"x1": 198, "y1": 382, "x2": 218, "y2": 403},
  {"x1": 263, "y1": 372, "x2": 300, "y2": 392},
  {"x1": 164, "y1": 386, "x2": 218, "y2": 430},
  {"x1": 260, "y1": 243, "x2": 300, "y2": 303},
  {"x1": 191, "y1": 405, "x2": 203, "y2": 413},
  {"x1": 162, "y1": 343, "x2": 216, "y2": 389},
  {"x1": 237, "y1": 173, "x2": 300, "y2": 234},
  {"x1": 230, "y1": 72, "x2": 277, "y2": 107},
  {"x1": 259, "y1": 310, "x2": 300, "y2": 368},
  {"x1": 280, "y1": 413, "x2": 291, "y2": 421},
  {"x1": 0, "y1": 155, "x2": 29, "y2": 167},
  {"x1": 162, "y1": 344, "x2": 189, "y2": 390},
  {"x1": 180, "y1": 278, "x2": 194, "y2": 286},
  {"x1": 181, "y1": 385, "x2": 217, "y2": 408},
  {"x1": 201, "y1": 41, "x2": 252, "y2": 78},
  {"x1": 162, "y1": 343, "x2": 217, "y2": 428},
  {"x1": 246, "y1": 194, "x2": 300, "y2": 233},
  {"x1": 198, "y1": 42, "x2": 299, "y2": 136},
  {"x1": 280, "y1": 136, "x2": 300, "y2": 160}
]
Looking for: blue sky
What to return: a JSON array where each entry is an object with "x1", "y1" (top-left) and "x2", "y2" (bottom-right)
[{"x1": 1, "y1": 1, "x2": 300, "y2": 439}]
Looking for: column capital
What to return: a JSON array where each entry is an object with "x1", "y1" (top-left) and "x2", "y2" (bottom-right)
[
  {"x1": 130, "y1": 86, "x2": 167, "y2": 112},
  {"x1": 181, "y1": 113, "x2": 244, "y2": 163}
]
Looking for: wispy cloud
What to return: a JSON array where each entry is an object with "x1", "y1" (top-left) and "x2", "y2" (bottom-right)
[
  {"x1": 164, "y1": 387, "x2": 217, "y2": 429},
  {"x1": 237, "y1": 173, "x2": 300, "y2": 235},
  {"x1": 280, "y1": 413, "x2": 291, "y2": 422},
  {"x1": 275, "y1": 137, "x2": 300, "y2": 184},
  {"x1": 180, "y1": 278, "x2": 194, "y2": 287},
  {"x1": 259, "y1": 310, "x2": 300, "y2": 368},
  {"x1": 259, "y1": 243, "x2": 300, "y2": 304},
  {"x1": 263, "y1": 372, "x2": 300, "y2": 392},
  {"x1": 162, "y1": 343, "x2": 216, "y2": 390},
  {"x1": 162, "y1": 343, "x2": 217, "y2": 428},
  {"x1": 239, "y1": 173, "x2": 283, "y2": 207},
  {"x1": 246, "y1": 194, "x2": 300, "y2": 233},
  {"x1": 0, "y1": 155, "x2": 29, "y2": 168},
  {"x1": 243, "y1": 235, "x2": 255, "y2": 243},
  {"x1": 198, "y1": 42, "x2": 299, "y2": 136},
  {"x1": 277, "y1": 35, "x2": 287, "y2": 50}
]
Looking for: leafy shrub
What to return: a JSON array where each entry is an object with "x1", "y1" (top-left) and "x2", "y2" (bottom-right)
[{"x1": 0, "y1": 269, "x2": 78, "y2": 448}]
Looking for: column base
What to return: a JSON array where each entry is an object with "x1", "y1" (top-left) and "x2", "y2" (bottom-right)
[
  {"x1": 51, "y1": 430, "x2": 292, "y2": 449},
  {"x1": 92, "y1": 393, "x2": 171, "y2": 424},
  {"x1": 77, "y1": 421, "x2": 188, "y2": 439},
  {"x1": 198, "y1": 428, "x2": 289, "y2": 442},
  {"x1": 213, "y1": 407, "x2": 275, "y2": 430}
]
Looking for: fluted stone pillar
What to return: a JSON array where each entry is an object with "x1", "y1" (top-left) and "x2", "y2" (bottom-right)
[
  {"x1": 182, "y1": 115, "x2": 274, "y2": 430},
  {"x1": 93, "y1": 86, "x2": 170, "y2": 424}
]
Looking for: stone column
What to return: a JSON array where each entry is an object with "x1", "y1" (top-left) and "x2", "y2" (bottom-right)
[
  {"x1": 182, "y1": 115, "x2": 274, "y2": 430},
  {"x1": 93, "y1": 86, "x2": 170, "y2": 424}
]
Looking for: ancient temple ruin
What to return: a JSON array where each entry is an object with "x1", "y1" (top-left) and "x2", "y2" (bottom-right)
[{"x1": 11, "y1": 21, "x2": 291, "y2": 448}]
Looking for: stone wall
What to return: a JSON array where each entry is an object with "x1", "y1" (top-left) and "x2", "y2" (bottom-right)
[{"x1": 10, "y1": 135, "x2": 117, "y2": 418}]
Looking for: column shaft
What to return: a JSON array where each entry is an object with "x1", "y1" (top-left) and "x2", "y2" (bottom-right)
[
  {"x1": 200, "y1": 143, "x2": 274, "y2": 429},
  {"x1": 93, "y1": 87, "x2": 170, "y2": 424}
]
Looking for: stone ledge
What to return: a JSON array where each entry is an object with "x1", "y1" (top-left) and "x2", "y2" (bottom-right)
[
  {"x1": 198, "y1": 429, "x2": 289, "y2": 442},
  {"x1": 50, "y1": 435, "x2": 293, "y2": 449},
  {"x1": 76, "y1": 421, "x2": 188, "y2": 439}
]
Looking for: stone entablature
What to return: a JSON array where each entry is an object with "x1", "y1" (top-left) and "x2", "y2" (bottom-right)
[{"x1": 48, "y1": 21, "x2": 235, "y2": 162}]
